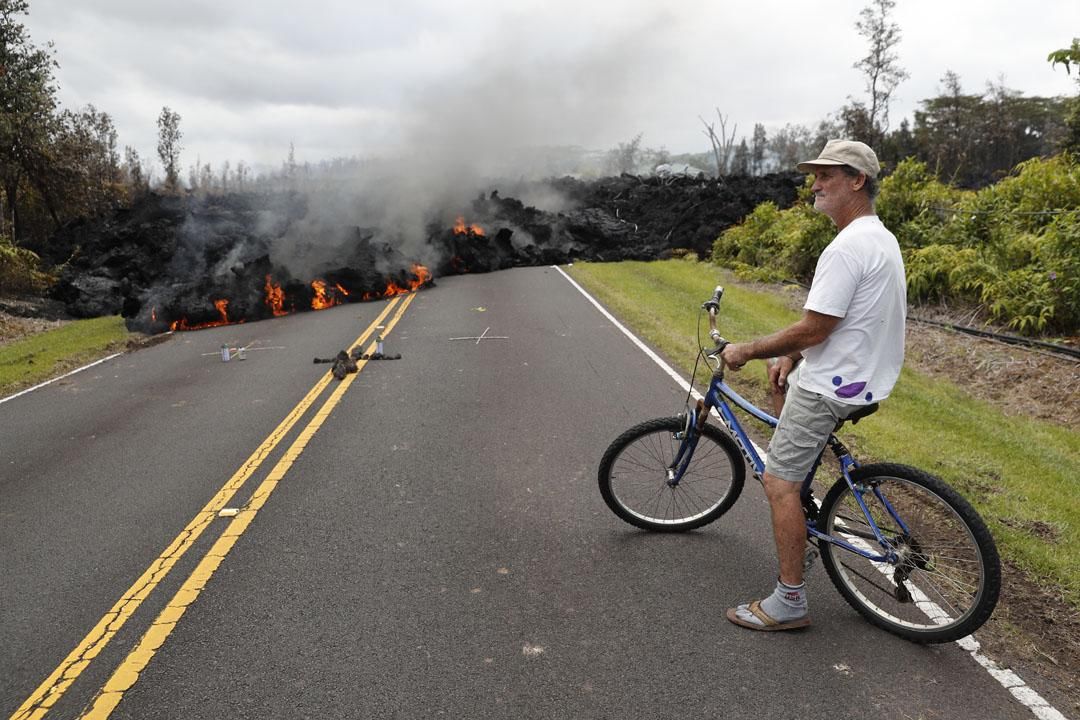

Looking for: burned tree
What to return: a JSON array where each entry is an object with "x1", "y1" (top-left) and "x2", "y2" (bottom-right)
[{"x1": 701, "y1": 109, "x2": 737, "y2": 177}]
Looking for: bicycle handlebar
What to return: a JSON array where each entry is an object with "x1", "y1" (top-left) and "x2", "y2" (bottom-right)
[
  {"x1": 701, "y1": 285, "x2": 723, "y2": 314},
  {"x1": 701, "y1": 286, "x2": 729, "y2": 357}
]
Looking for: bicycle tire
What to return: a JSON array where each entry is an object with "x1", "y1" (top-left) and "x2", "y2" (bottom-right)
[
  {"x1": 817, "y1": 463, "x2": 1000, "y2": 643},
  {"x1": 598, "y1": 417, "x2": 745, "y2": 532}
]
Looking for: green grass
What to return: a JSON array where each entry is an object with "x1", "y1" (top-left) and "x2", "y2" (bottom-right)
[
  {"x1": 0, "y1": 316, "x2": 130, "y2": 396},
  {"x1": 568, "y1": 258, "x2": 1080, "y2": 607}
]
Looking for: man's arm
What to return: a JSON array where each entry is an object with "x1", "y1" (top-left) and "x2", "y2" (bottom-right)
[{"x1": 720, "y1": 310, "x2": 841, "y2": 370}]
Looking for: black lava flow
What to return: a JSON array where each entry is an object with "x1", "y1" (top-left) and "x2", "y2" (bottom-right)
[{"x1": 36, "y1": 173, "x2": 801, "y2": 333}]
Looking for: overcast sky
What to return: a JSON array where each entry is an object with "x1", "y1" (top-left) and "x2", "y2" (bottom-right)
[{"x1": 23, "y1": 0, "x2": 1080, "y2": 177}]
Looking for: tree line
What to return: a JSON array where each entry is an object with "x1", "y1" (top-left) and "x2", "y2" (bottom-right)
[{"x1": 633, "y1": 2, "x2": 1079, "y2": 189}]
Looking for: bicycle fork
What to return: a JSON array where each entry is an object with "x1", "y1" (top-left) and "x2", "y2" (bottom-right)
[
  {"x1": 813, "y1": 446, "x2": 925, "y2": 602},
  {"x1": 667, "y1": 400, "x2": 711, "y2": 486}
]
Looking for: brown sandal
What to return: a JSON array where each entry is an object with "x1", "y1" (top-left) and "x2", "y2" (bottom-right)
[{"x1": 726, "y1": 600, "x2": 811, "y2": 632}]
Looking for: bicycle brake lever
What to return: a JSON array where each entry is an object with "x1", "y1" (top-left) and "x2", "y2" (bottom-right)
[{"x1": 705, "y1": 339, "x2": 729, "y2": 371}]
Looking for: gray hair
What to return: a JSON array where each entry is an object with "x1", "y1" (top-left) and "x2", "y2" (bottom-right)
[{"x1": 840, "y1": 165, "x2": 879, "y2": 201}]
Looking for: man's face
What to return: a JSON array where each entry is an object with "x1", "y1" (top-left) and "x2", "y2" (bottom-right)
[{"x1": 810, "y1": 166, "x2": 862, "y2": 219}]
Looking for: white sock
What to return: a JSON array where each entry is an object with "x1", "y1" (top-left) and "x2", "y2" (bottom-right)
[{"x1": 759, "y1": 579, "x2": 807, "y2": 622}]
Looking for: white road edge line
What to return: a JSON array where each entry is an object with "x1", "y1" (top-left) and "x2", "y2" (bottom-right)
[
  {"x1": 0, "y1": 352, "x2": 124, "y2": 406},
  {"x1": 554, "y1": 264, "x2": 1067, "y2": 720}
]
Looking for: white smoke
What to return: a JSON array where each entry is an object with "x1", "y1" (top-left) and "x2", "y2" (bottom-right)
[{"x1": 267, "y1": 8, "x2": 679, "y2": 277}]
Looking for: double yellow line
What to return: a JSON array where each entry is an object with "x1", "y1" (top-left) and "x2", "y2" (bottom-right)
[{"x1": 12, "y1": 293, "x2": 416, "y2": 720}]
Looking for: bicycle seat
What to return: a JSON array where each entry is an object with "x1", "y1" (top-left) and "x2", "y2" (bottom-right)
[{"x1": 839, "y1": 402, "x2": 879, "y2": 428}]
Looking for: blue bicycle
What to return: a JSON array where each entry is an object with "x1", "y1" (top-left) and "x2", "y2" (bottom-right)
[{"x1": 598, "y1": 286, "x2": 1001, "y2": 642}]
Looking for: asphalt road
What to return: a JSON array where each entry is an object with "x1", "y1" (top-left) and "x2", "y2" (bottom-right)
[{"x1": 0, "y1": 267, "x2": 1049, "y2": 719}]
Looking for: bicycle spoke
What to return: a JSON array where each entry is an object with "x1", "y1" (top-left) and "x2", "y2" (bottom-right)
[
  {"x1": 601, "y1": 420, "x2": 741, "y2": 529},
  {"x1": 820, "y1": 468, "x2": 996, "y2": 640}
]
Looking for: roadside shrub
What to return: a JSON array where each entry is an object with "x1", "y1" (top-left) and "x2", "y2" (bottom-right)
[
  {"x1": 0, "y1": 236, "x2": 48, "y2": 295},
  {"x1": 905, "y1": 245, "x2": 993, "y2": 304},
  {"x1": 983, "y1": 268, "x2": 1057, "y2": 334},
  {"x1": 877, "y1": 158, "x2": 962, "y2": 249},
  {"x1": 712, "y1": 202, "x2": 783, "y2": 269},
  {"x1": 713, "y1": 180, "x2": 832, "y2": 282},
  {"x1": 1038, "y1": 212, "x2": 1080, "y2": 331},
  {"x1": 991, "y1": 155, "x2": 1080, "y2": 231},
  {"x1": 712, "y1": 153, "x2": 1080, "y2": 335}
]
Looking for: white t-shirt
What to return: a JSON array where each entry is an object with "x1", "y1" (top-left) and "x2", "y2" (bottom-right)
[{"x1": 799, "y1": 215, "x2": 906, "y2": 405}]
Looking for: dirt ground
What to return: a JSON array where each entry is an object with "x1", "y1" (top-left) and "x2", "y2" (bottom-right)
[
  {"x1": 2, "y1": 295, "x2": 1079, "y2": 714},
  {"x1": 0, "y1": 298, "x2": 69, "y2": 344},
  {"x1": 906, "y1": 305, "x2": 1079, "y2": 427}
]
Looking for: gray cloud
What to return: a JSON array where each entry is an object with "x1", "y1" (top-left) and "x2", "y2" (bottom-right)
[{"x1": 23, "y1": 0, "x2": 1080, "y2": 173}]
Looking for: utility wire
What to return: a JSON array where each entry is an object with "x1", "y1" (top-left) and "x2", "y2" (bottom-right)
[
  {"x1": 907, "y1": 316, "x2": 1080, "y2": 361},
  {"x1": 929, "y1": 206, "x2": 1077, "y2": 217}
]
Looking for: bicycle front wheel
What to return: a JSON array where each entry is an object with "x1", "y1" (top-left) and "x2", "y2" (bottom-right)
[
  {"x1": 818, "y1": 463, "x2": 1000, "y2": 643},
  {"x1": 598, "y1": 417, "x2": 745, "y2": 532}
]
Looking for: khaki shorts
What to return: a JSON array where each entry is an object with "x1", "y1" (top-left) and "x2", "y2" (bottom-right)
[{"x1": 765, "y1": 364, "x2": 859, "y2": 482}]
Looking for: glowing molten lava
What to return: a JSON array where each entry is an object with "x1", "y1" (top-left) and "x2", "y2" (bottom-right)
[
  {"x1": 361, "y1": 264, "x2": 433, "y2": 300},
  {"x1": 311, "y1": 279, "x2": 344, "y2": 310},
  {"x1": 410, "y1": 263, "x2": 432, "y2": 289},
  {"x1": 453, "y1": 216, "x2": 485, "y2": 236},
  {"x1": 264, "y1": 275, "x2": 288, "y2": 317},
  {"x1": 169, "y1": 298, "x2": 237, "y2": 331}
]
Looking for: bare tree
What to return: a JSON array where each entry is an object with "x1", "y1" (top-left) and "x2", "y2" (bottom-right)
[
  {"x1": 700, "y1": 109, "x2": 737, "y2": 176},
  {"x1": 852, "y1": 0, "x2": 909, "y2": 147}
]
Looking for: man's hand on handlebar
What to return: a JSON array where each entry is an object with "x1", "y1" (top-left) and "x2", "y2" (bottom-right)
[{"x1": 720, "y1": 342, "x2": 753, "y2": 371}]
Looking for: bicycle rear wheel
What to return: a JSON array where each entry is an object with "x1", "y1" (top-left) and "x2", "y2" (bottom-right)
[
  {"x1": 598, "y1": 417, "x2": 744, "y2": 532},
  {"x1": 818, "y1": 463, "x2": 1000, "y2": 643}
]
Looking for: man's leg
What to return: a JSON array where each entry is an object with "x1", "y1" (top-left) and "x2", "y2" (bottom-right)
[
  {"x1": 726, "y1": 369, "x2": 819, "y2": 632},
  {"x1": 725, "y1": 471, "x2": 811, "y2": 631},
  {"x1": 762, "y1": 471, "x2": 805, "y2": 587},
  {"x1": 763, "y1": 362, "x2": 804, "y2": 586}
]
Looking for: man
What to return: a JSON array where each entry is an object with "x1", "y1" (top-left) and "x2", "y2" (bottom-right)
[{"x1": 719, "y1": 139, "x2": 906, "y2": 632}]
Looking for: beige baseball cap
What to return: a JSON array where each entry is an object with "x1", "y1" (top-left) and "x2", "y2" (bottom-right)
[{"x1": 796, "y1": 139, "x2": 880, "y2": 179}]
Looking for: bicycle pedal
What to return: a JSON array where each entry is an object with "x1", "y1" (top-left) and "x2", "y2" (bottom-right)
[{"x1": 803, "y1": 546, "x2": 820, "y2": 571}]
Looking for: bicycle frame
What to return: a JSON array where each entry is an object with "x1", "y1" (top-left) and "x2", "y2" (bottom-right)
[{"x1": 669, "y1": 355, "x2": 907, "y2": 566}]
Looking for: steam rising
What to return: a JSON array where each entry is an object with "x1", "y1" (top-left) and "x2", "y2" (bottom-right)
[{"x1": 267, "y1": 10, "x2": 679, "y2": 279}]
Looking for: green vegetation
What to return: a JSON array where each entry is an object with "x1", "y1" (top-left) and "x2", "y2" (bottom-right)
[
  {"x1": 1048, "y1": 38, "x2": 1080, "y2": 156},
  {"x1": 0, "y1": 316, "x2": 129, "y2": 394},
  {"x1": 567, "y1": 258, "x2": 1080, "y2": 607},
  {"x1": 714, "y1": 154, "x2": 1080, "y2": 335},
  {"x1": 0, "y1": 234, "x2": 49, "y2": 294}
]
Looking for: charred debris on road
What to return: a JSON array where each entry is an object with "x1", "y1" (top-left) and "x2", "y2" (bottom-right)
[{"x1": 36, "y1": 173, "x2": 801, "y2": 334}]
